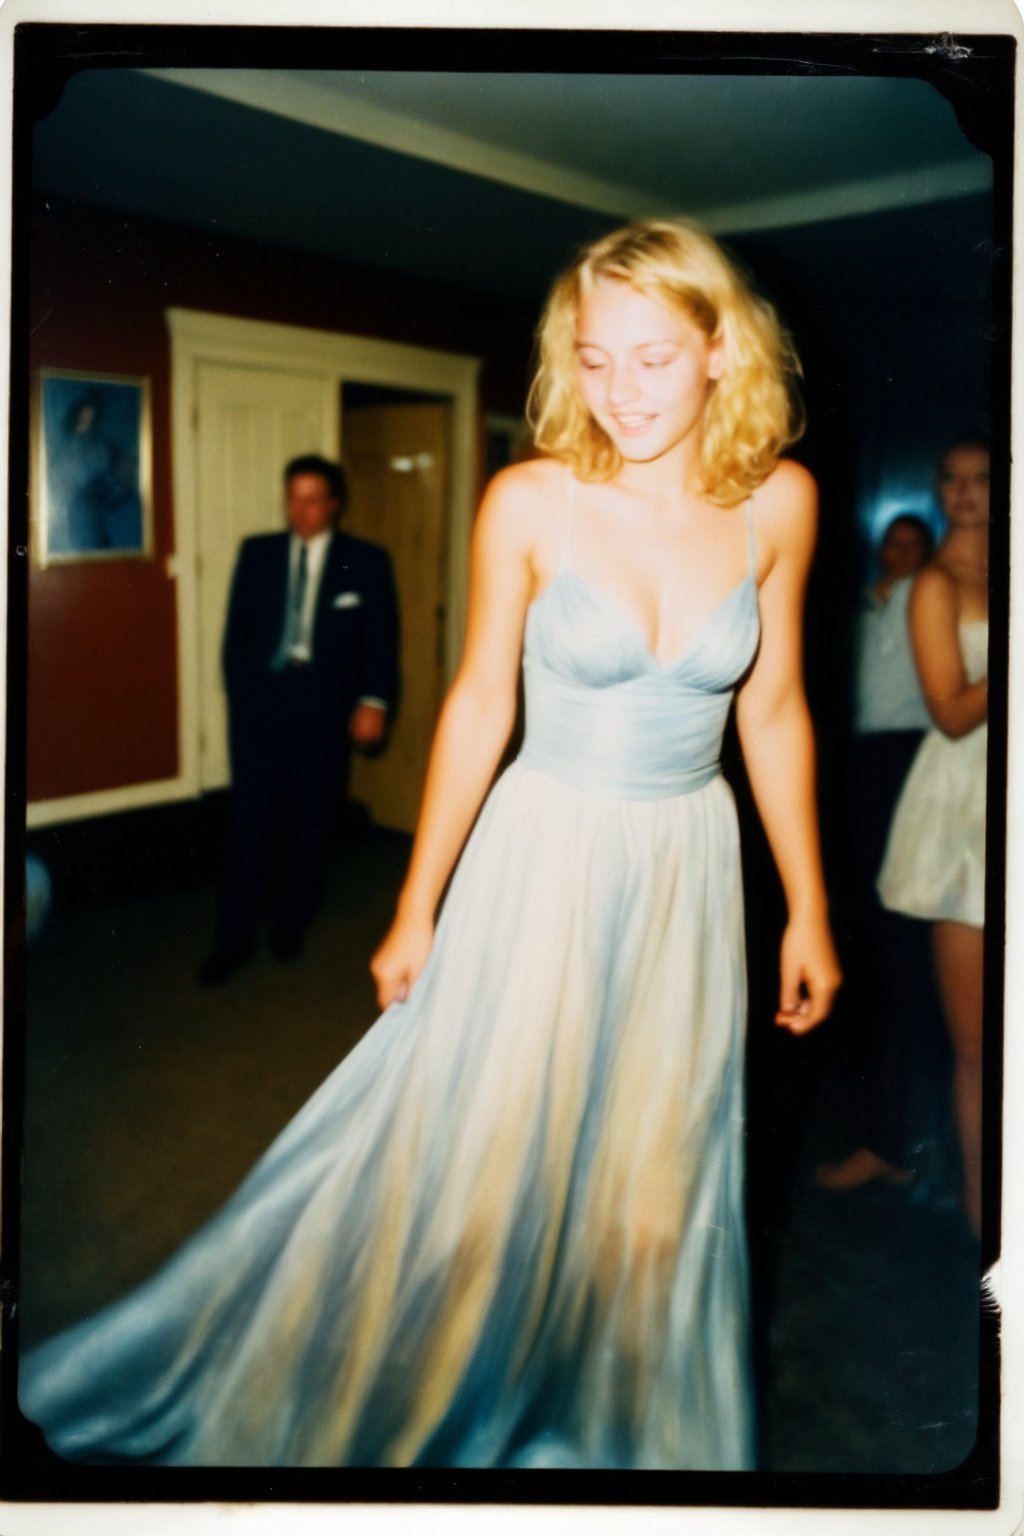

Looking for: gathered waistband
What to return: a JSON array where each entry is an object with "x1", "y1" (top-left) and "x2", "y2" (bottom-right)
[
  {"x1": 515, "y1": 746, "x2": 720, "y2": 800},
  {"x1": 518, "y1": 666, "x2": 728, "y2": 802}
]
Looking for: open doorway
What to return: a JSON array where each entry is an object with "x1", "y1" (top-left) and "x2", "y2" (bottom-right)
[
  {"x1": 342, "y1": 382, "x2": 453, "y2": 834},
  {"x1": 167, "y1": 309, "x2": 480, "y2": 821}
]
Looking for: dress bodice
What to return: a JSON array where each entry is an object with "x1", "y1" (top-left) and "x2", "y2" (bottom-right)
[
  {"x1": 519, "y1": 559, "x2": 760, "y2": 801},
  {"x1": 959, "y1": 618, "x2": 988, "y2": 685}
]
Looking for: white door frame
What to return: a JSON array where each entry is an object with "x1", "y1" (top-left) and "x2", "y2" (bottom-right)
[{"x1": 28, "y1": 309, "x2": 481, "y2": 827}]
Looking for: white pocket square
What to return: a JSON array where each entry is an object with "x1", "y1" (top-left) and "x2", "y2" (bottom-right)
[{"x1": 333, "y1": 592, "x2": 363, "y2": 609}]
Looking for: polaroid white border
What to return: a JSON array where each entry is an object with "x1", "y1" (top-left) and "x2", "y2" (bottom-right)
[{"x1": 1, "y1": 2, "x2": 1020, "y2": 1534}]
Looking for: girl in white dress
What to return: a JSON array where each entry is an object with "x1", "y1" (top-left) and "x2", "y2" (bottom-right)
[
  {"x1": 879, "y1": 437, "x2": 990, "y2": 1237},
  {"x1": 22, "y1": 219, "x2": 841, "y2": 1469}
]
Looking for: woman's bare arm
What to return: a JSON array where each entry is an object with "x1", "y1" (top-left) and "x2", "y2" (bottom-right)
[
  {"x1": 908, "y1": 566, "x2": 987, "y2": 739},
  {"x1": 370, "y1": 465, "x2": 542, "y2": 1006},
  {"x1": 734, "y1": 460, "x2": 841, "y2": 1032}
]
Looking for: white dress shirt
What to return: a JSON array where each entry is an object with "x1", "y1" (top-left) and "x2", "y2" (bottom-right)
[
  {"x1": 284, "y1": 528, "x2": 332, "y2": 663},
  {"x1": 853, "y1": 576, "x2": 930, "y2": 734},
  {"x1": 286, "y1": 530, "x2": 388, "y2": 711}
]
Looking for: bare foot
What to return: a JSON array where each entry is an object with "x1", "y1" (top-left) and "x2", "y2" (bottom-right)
[{"x1": 813, "y1": 1147, "x2": 916, "y2": 1192}]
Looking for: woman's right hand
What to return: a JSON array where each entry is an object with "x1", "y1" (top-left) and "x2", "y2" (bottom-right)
[
  {"x1": 364, "y1": 465, "x2": 541, "y2": 1016},
  {"x1": 370, "y1": 912, "x2": 435, "y2": 1010}
]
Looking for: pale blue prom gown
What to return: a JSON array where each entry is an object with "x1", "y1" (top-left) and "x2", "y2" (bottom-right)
[{"x1": 21, "y1": 473, "x2": 760, "y2": 1470}]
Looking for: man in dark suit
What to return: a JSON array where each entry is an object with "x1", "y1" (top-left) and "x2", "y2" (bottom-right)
[{"x1": 198, "y1": 454, "x2": 399, "y2": 985}]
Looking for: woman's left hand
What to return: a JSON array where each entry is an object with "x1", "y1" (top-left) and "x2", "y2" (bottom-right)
[{"x1": 775, "y1": 915, "x2": 842, "y2": 1033}]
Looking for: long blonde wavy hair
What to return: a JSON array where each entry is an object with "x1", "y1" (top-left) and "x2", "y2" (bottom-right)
[{"x1": 527, "y1": 218, "x2": 805, "y2": 507}]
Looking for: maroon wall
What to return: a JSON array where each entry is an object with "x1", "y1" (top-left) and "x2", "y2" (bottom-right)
[{"x1": 26, "y1": 198, "x2": 535, "y2": 805}]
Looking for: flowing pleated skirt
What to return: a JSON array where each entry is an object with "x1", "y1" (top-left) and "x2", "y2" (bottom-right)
[{"x1": 21, "y1": 761, "x2": 754, "y2": 1470}]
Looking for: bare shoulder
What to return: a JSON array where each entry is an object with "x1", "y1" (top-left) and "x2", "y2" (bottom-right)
[
  {"x1": 755, "y1": 458, "x2": 817, "y2": 521},
  {"x1": 915, "y1": 558, "x2": 957, "y2": 597},
  {"x1": 910, "y1": 559, "x2": 958, "y2": 616},
  {"x1": 752, "y1": 459, "x2": 818, "y2": 565},
  {"x1": 482, "y1": 455, "x2": 566, "y2": 512},
  {"x1": 475, "y1": 457, "x2": 568, "y2": 566}
]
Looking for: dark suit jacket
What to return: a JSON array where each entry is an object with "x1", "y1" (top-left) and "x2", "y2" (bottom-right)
[{"x1": 222, "y1": 530, "x2": 399, "y2": 740}]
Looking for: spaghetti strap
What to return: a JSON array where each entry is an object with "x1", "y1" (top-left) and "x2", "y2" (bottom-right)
[
  {"x1": 744, "y1": 494, "x2": 757, "y2": 579},
  {"x1": 559, "y1": 466, "x2": 577, "y2": 573}
]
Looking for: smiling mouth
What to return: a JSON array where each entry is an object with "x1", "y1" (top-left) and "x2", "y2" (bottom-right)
[{"x1": 613, "y1": 414, "x2": 656, "y2": 431}]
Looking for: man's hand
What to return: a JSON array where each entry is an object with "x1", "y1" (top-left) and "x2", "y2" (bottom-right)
[{"x1": 349, "y1": 702, "x2": 388, "y2": 748}]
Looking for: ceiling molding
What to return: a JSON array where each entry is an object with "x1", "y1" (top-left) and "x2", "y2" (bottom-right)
[
  {"x1": 141, "y1": 67, "x2": 991, "y2": 233},
  {"x1": 141, "y1": 67, "x2": 669, "y2": 219},
  {"x1": 695, "y1": 159, "x2": 992, "y2": 235}
]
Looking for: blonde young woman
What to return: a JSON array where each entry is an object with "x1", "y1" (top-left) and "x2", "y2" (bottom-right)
[
  {"x1": 22, "y1": 220, "x2": 841, "y2": 1471},
  {"x1": 878, "y1": 438, "x2": 990, "y2": 1237}
]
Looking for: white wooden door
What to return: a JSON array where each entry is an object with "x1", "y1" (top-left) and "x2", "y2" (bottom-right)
[{"x1": 194, "y1": 362, "x2": 337, "y2": 788}]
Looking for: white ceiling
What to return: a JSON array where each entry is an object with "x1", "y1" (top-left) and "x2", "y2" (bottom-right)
[
  {"x1": 143, "y1": 67, "x2": 991, "y2": 233},
  {"x1": 32, "y1": 65, "x2": 994, "y2": 307}
]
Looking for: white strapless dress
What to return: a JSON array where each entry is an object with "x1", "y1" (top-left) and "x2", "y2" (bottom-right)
[{"x1": 877, "y1": 620, "x2": 988, "y2": 929}]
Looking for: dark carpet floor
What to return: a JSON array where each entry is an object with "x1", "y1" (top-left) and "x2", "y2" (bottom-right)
[{"x1": 14, "y1": 816, "x2": 983, "y2": 1479}]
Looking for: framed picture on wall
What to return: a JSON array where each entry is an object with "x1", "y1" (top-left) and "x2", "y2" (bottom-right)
[{"x1": 33, "y1": 368, "x2": 153, "y2": 566}]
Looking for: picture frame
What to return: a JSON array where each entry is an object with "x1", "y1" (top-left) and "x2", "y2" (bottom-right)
[{"x1": 33, "y1": 368, "x2": 153, "y2": 567}]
